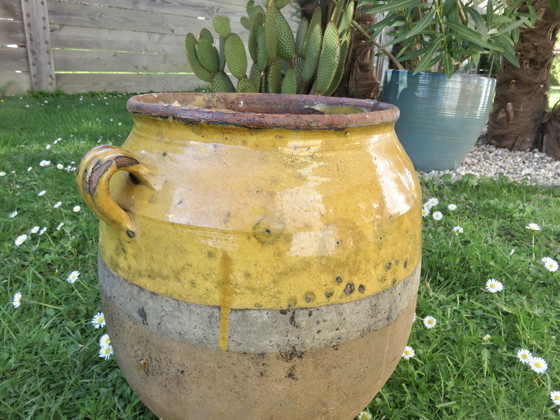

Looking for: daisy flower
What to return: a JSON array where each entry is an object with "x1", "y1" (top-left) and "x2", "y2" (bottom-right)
[
  {"x1": 432, "y1": 211, "x2": 443, "y2": 221},
  {"x1": 99, "y1": 333, "x2": 111, "y2": 347},
  {"x1": 452, "y1": 226, "x2": 464, "y2": 234},
  {"x1": 423, "y1": 316, "x2": 437, "y2": 329},
  {"x1": 91, "y1": 312, "x2": 106, "y2": 329},
  {"x1": 37, "y1": 190, "x2": 46, "y2": 196},
  {"x1": 73, "y1": 205, "x2": 81, "y2": 213},
  {"x1": 99, "y1": 344, "x2": 114, "y2": 360},
  {"x1": 402, "y1": 346, "x2": 415, "y2": 360},
  {"x1": 12, "y1": 292, "x2": 22, "y2": 308},
  {"x1": 14, "y1": 234, "x2": 28, "y2": 246},
  {"x1": 550, "y1": 391, "x2": 560, "y2": 406},
  {"x1": 56, "y1": 222, "x2": 64, "y2": 231},
  {"x1": 356, "y1": 411, "x2": 372, "y2": 420},
  {"x1": 0, "y1": 171, "x2": 5, "y2": 176},
  {"x1": 485, "y1": 279, "x2": 504, "y2": 293},
  {"x1": 447, "y1": 203, "x2": 457, "y2": 211},
  {"x1": 483, "y1": 334, "x2": 491, "y2": 342},
  {"x1": 67, "y1": 270, "x2": 80, "y2": 284},
  {"x1": 39, "y1": 160, "x2": 51, "y2": 167},
  {"x1": 517, "y1": 349, "x2": 532, "y2": 364},
  {"x1": 529, "y1": 356, "x2": 548, "y2": 374},
  {"x1": 422, "y1": 207, "x2": 430, "y2": 217},
  {"x1": 526, "y1": 223, "x2": 541, "y2": 231},
  {"x1": 29, "y1": 226, "x2": 40, "y2": 234},
  {"x1": 56, "y1": 163, "x2": 64, "y2": 170},
  {"x1": 53, "y1": 201, "x2": 62, "y2": 208},
  {"x1": 39, "y1": 227, "x2": 47, "y2": 235},
  {"x1": 542, "y1": 257, "x2": 559, "y2": 273},
  {"x1": 425, "y1": 197, "x2": 439, "y2": 208},
  {"x1": 9, "y1": 210, "x2": 18, "y2": 218}
]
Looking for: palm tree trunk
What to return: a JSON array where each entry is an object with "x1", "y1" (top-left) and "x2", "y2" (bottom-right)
[{"x1": 488, "y1": 0, "x2": 560, "y2": 158}]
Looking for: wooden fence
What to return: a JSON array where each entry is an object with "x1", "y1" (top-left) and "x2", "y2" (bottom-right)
[{"x1": 0, "y1": 0, "x2": 248, "y2": 94}]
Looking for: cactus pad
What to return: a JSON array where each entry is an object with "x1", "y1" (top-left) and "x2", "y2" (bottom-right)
[
  {"x1": 213, "y1": 16, "x2": 231, "y2": 38},
  {"x1": 225, "y1": 34, "x2": 248, "y2": 79}
]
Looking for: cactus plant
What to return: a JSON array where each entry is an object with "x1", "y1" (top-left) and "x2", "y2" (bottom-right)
[{"x1": 185, "y1": 0, "x2": 355, "y2": 95}]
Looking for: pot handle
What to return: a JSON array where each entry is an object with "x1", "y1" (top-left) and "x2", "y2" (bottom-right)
[{"x1": 76, "y1": 145, "x2": 155, "y2": 238}]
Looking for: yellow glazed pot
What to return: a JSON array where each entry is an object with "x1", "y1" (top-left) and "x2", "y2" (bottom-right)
[{"x1": 77, "y1": 93, "x2": 422, "y2": 420}]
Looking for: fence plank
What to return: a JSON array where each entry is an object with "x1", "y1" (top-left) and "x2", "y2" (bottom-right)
[
  {"x1": 50, "y1": 25, "x2": 188, "y2": 55},
  {"x1": 70, "y1": 0, "x2": 246, "y2": 20},
  {"x1": 0, "y1": 71, "x2": 30, "y2": 95},
  {"x1": 0, "y1": 19, "x2": 26, "y2": 45},
  {"x1": 0, "y1": 46, "x2": 27, "y2": 72},
  {"x1": 48, "y1": 1, "x2": 245, "y2": 36},
  {"x1": 21, "y1": 0, "x2": 56, "y2": 91},
  {"x1": 53, "y1": 49, "x2": 191, "y2": 73},
  {"x1": 56, "y1": 72, "x2": 207, "y2": 94},
  {"x1": 0, "y1": 1, "x2": 22, "y2": 20}
]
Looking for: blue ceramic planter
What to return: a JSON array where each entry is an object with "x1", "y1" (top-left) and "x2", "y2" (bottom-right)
[{"x1": 382, "y1": 70, "x2": 496, "y2": 171}]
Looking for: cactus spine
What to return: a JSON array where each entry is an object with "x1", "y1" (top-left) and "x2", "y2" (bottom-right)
[{"x1": 185, "y1": 0, "x2": 355, "y2": 95}]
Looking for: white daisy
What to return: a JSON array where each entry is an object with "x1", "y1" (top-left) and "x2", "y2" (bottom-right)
[
  {"x1": 91, "y1": 312, "x2": 106, "y2": 329},
  {"x1": 14, "y1": 234, "x2": 28, "y2": 246},
  {"x1": 12, "y1": 292, "x2": 22, "y2": 308},
  {"x1": 452, "y1": 226, "x2": 464, "y2": 234},
  {"x1": 53, "y1": 201, "x2": 62, "y2": 208},
  {"x1": 39, "y1": 160, "x2": 51, "y2": 167},
  {"x1": 37, "y1": 190, "x2": 46, "y2": 196},
  {"x1": 402, "y1": 346, "x2": 415, "y2": 360},
  {"x1": 356, "y1": 411, "x2": 372, "y2": 420},
  {"x1": 485, "y1": 279, "x2": 504, "y2": 293},
  {"x1": 99, "y1": 333, "x2": 111, "y2": 347},
  {"x1": 529, "y1": 356, "x2": 548, "y2": 374},
  {"x1": 56, "y1": 222, "x2": 64, "y2": 231},
  {"x1": 526, "y1": 223, "x2": 541, "y2": 231},
  {"x1": 517, "y1": 349, "x2": 532, "y2": 364},
  {"x1": 432, "y1": 211, "x2": 443, "y2": 221},
  {"x1": 422, "y1": 207, "x2": 430, "y2": 217},
  {"x1": 39, "y1": 227, "x2": 47, "y2": 235},
  {"x1": 425, "y1": 197, "x2": 439, "y2": 208},
  {"x1": 447, "y1": 203, "x2": 457, "y2": 211},
  {"x1": 423, "y1": 316, "x2": 437, "y2": 329},
  {"x1": 29, "y1": 226, "x2": 40, "y2": 234},
  {"x1": 0, "y1": 171, "x2": 5, "y2": 176},
  {"x1": 483, "y1": 334, "x2": 491, "y2": 342},
  {"x1": 550, "y1": 391, "x2": 560, "y2": 406},
  {"x1": 99, "y1": 344, "x2": 114, "y2": 360},
  {"x1": 542, "y1": 257, "x2": 559, "y2": 273},
  {"x1": 72, "y1": 205, "x2": 81, "y2": 213},
  {"x1": 9, "y1": 210, "x2": 18, "y2": 218},
  {"x1": 56, "y1": 163, "x2": 64, "y2": 170},
  {"x1": 67, "y1": 270, "x2": 80, "y2": 284}
]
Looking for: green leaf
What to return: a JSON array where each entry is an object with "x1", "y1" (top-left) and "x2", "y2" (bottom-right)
[
  {"x1": 464, "y1": 6, "x2": 488, "y2": 40},
  {"x1": 493, "y1": 36, "x2": 520, "y2": 67},
  {"x1": 387, "y1": 9, "x2": 436, "y2": 47},
  {"x1": 360, "y1": 0, "x2": 420, "y2": 15},
  {"x1": 443, "y1": 53, "x2": 453, "y2": 78},
  {"x1": 445, "y1": 21, "x2": 501, "y2": 52},
  {"x1": 494, "y1": 17, "x2": 531, "y2": 37},
  {"x1": 412, "y1": 37, "x2": 441, "y2": 73}
]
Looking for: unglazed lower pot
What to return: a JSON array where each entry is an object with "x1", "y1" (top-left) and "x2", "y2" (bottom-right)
[{"x1": 77, "y1": 93, "x2": 422, "y2": 420}]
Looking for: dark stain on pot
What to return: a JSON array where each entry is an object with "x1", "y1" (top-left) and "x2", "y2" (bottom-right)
[
  {"x1": 289, "y1": 311, "x2": 298, "y2": 328},
  {"x1": 137, "y1": 307, "x2": 148, "y2": 325},
  {"x1": 335, "y1": 275, "x2": 343, "y2": 284},
  {"x1": 325, "y1": 290, "x2": 334, "y2": 299},
  {"x1": 252, "y1": 216, "x2": 285, "y2": 245},
  {"x1": 286, "y1": 365, "x2": 298, "y2": 381},
  {"x1": 279, "y1": 309, "x2": 288, "y2": 315},
  {"x1": 87, "y1": 160, "x2": 112, "y2": 195},
  {"x1": 280, "y1": 346, "x2": 304, "y2": 362},
  {"x1": 304, "y1": 291, "x2": 315, "y2": 303},
  {"x1": 392, "y1": 278, "x2": 397, "y2": 286},
  {"x1": 207, "y1": 251, "x2": 216, "y2": 258},
  {"x1": 404, "y1": 259, "x2": 408, "y2": 269},
  {"x1": 287, "y1": 297, "x2": 297, "y2": 308},
  {"x1": 129, "y1": 173, "x2": 140, "y2": 185},
  {"x1": 126, "y1": 230, "x2": 136, "y2": 238},
  {"x1": 344, "y1": 283, "x2": 355, "y2": 296},
  {"x1": 115, "y1": 155, "x2": 140, "y2": 168},
  {"x1": 358, "y1": 284, "x2": 366, "y2": 293},
  {"x1": 385, "y1": 261, "x2": 392, "y2": 271}
]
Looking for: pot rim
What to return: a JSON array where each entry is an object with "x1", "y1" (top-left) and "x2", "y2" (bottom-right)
[{"x1": 127, "y1": 92, "x2": 399, "y2": 130}]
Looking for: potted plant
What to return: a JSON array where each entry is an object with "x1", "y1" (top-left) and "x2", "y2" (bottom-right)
[{"x1": 359, "y1": 0, "x2": 537, "y2": 171}]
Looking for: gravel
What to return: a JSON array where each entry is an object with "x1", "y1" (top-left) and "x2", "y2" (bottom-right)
[{"x1": 417, "y1": 140, "x2": 560, "y2": 187}]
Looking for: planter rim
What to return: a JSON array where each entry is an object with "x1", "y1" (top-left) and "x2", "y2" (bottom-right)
[
  {"x1": 385, "y1": 69, "x2": 495, "y2": 81},
  {"x1": 127, "y1": 92, "x2": 399, "y2": 130}
]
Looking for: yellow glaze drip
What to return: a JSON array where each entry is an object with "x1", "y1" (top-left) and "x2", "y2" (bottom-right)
[{"x1": 219, "y1": 252, "x2": 234, "y2": 351}]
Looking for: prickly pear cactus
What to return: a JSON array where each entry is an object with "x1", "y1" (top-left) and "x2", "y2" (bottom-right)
[{"x1": 185, "y1": 0, "x2": 355, "y2": 95}]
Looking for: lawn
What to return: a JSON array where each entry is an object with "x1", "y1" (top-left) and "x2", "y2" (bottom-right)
[{"x1": 1, "y1": 92, "x2": 560, "y2": 419}]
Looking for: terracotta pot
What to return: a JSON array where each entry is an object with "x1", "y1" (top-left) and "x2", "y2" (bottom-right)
[{"x1": 77, "y1": 93, "x2": 422, "y2": 420}]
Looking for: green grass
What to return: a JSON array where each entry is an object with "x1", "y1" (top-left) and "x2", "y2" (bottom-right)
[{"x1": 1, "y1": 92, "x2": 560, "y2": 419}]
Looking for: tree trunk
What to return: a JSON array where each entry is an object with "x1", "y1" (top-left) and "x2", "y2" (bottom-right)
[{"x1": 488, "y1": 1, "x2": 560, "y2": 158}]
